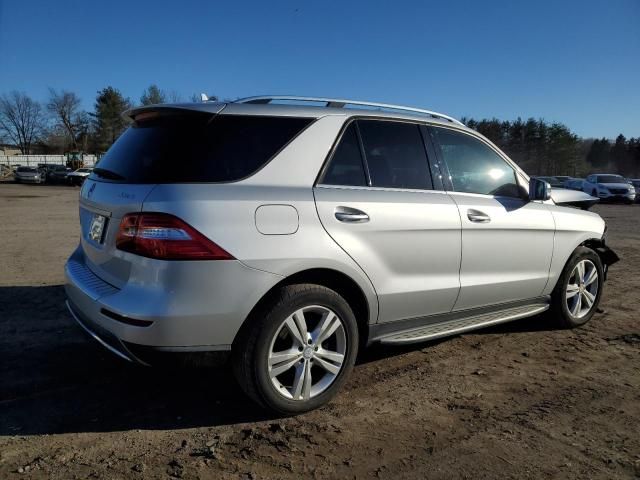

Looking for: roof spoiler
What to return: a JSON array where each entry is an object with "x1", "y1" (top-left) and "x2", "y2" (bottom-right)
[{"x1": 123, "y1": 102, "x2": 227, "y2": 121}]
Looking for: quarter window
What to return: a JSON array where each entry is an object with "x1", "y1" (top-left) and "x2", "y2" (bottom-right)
[
  {"x1": 431, "y1": 127, "x2": 520, "y2": 197},
  {"x1": 358, "y1": 120, "x2": 432, "y2": 190}
]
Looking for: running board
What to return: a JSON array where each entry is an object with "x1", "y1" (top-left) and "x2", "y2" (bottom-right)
[{"x1": 378, "y1": 303, "x2": 549, "y2": 345}]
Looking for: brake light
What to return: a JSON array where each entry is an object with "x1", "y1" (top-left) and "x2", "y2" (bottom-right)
[{"x1": 116, "y1": 213, "x2": 234, "y2": 260}]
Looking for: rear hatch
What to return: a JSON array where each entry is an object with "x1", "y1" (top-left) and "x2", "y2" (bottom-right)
[{"x1": 78, "y1": 103, "x2": 313, "y2": 287}]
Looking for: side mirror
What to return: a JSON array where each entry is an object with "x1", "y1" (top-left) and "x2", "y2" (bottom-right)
[{"x1": 529, "y1": 178, "x2": 551, "y2": 201}]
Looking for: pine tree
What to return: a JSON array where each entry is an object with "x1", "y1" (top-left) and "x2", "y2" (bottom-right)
[
  {"x1": 140, "y1": 85, "x2": 166, "y2": 106},
  {"x1": 92, "y1": 87, "x2": 131, "y2": 152},
  {"x1": 610, "y1": 134, "x2": 630, "y2": 175},
  {"x1": 586, "y1": 138, "x2": 611, "y2": 170}
]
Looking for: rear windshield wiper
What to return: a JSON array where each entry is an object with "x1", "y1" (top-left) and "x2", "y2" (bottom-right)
[{"x1": 92, "y1": 167, "x2": 125, "y2": 181}]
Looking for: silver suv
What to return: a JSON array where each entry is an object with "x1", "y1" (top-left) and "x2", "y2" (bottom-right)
[{"x1": 65, "y1": 96, "x2": 618, "y2": 413}]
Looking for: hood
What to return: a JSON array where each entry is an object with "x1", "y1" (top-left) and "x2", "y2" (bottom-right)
[{"x1": 551, "y1": 188, "x2": 599, "y2": 210}]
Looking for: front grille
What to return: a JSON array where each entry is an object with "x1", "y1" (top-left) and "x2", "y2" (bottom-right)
[{"x1": 609, "y1": 188, "x2": 628, "y2": 194}]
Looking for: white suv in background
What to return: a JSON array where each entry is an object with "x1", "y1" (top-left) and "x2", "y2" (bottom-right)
[{"x1": 583, "y1": 174, "x2": 635, "y2": 204}]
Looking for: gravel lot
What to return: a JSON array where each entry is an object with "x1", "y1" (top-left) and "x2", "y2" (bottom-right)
[{"x1": 1, "y1": 183, "x2": 639, "y2": 479}]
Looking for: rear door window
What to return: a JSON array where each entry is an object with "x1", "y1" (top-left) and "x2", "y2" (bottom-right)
[
  {"x1": 358, "y1": 120, "x2": 433, "y2": 190},
  {"x1": 92, "y1": 113, "x2": 313, "y2": 183}
]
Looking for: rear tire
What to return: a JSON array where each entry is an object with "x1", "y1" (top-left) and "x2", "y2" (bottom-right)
[
  {"x1": 232, "y1": 284, "x2": 359, "y2": 414},
  {"x1": 550, "y1": 247, "x2": 603, "y2": 328}
]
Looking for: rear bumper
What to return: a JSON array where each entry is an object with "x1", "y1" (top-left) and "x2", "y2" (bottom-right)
[
  {"x1": 66, "y1": 298, "x2": 140, "y2": 363},
  {"x1": 64, "y1": 246, "x2": 282, "y2": 358}
]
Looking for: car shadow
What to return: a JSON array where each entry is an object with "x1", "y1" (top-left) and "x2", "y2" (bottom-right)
[
  {"x1": 0, "y1": 285, "x2": 560, "y2": 436},
  {"x1": 0, "y1": 285, "x2": 276, "y2": 436}
]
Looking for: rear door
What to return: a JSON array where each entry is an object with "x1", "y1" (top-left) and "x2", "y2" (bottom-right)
[
  {"x1": 314, "y1": 119, "x2": 461, "y2": 324},
  {"x1": 428, "y1": 126, "x2": 555, "y2": 310}
]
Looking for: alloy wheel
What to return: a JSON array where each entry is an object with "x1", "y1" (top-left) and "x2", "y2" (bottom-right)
[
  {"x1": 267, "y1": 305, "x2": 347, "y2": 401},
  {"x1": 565, "y1": 259, "x2": 599, "y2": 318}
]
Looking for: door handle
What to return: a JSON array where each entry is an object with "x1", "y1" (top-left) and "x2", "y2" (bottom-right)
[
  {"x1": 335, "y1": 207, "x2": 370, "y2": 223},
  {"x1": 467, "y1": 209, "x2": 491, "y2": 223}
]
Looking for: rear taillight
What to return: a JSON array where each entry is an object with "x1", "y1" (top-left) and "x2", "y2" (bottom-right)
[{"x1": 116, "y1": 213, "x2": 234, "y2": 260}]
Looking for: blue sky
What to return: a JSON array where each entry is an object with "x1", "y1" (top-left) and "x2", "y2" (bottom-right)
[{"x1": 0, "y1": 0, "x2": 638, "y2": 138}]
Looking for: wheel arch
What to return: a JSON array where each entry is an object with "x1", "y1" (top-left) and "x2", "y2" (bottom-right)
[
  {"x1": 579, "y1": 237, "x2": 620, "y2": 276},
  {"x1": 232, "y1": 268, "x2": 373, "y2": 351},
  {"x1": 546, "y1": 236, "x2": 619, "y2": 294}
]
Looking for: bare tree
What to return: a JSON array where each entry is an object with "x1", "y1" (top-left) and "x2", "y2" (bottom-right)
[
  {"x1": 167, "y1": 90, "x2": 183, "y2": 103},
  {"x1": 47, "y1": 88, "x2": 85, "y2": 150},
  {"x1": 0, "y1": 91, "x2": 44, "y2": 154}
]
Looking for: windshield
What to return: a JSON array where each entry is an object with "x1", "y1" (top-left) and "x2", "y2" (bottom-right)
[
  {"x1": 17, "y1": 167, "x2": 36, "y2": 173},
  {"x1": 91, "y1": 113, "x2": 313, "y2": 183},
  {"x1": 596, "y1": 175, "x2": 625, "y2": 183}
]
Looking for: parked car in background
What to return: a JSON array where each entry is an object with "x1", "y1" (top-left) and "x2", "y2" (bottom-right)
[
  {"x1": 583, "y1": 174, "x2": 635, "y2": 204},
  {"x1": 534, "y1": 176, "x2": 565, "y2": 188},
  {"x1": 554, "y1": 176, "x2": 571, "y2": 184},
  {"x1": 14, "y1": 166, "x2": 43, "y2": 184},
  {"x1": 564, "y1": 178, "x2": 584, "y2": 191},
  {"x1": 38, "y1": 164, "x2": 63, "y2": 181},
  {"x1": 47, "y1": 165, "x2": 72, "y2": 184},
  {"x1": 65, "y1": 96, "x2": 619, "y2": 414},
  {"x1": 67, "y1": 168, "x2": 93, "y2": 186},
  {"x1": 630, "y1": 179, "x2": 640, "y2": 202}
]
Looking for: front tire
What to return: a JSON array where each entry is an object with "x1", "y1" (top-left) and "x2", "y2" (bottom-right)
[
  {"x1": 232, "y1": 284, "x2": 359, "y2": 414},
  {"x1": 551, "y1": 247, "x2": 603, "y2": 328}
]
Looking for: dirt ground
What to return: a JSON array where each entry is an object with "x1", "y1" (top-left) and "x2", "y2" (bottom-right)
[{"x1": 0, "y1": 182, "x2": 638, "y2": 479}]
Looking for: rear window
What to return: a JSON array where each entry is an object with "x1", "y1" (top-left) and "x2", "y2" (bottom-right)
[{"x1": 91, "y1": 113, "x2": 313, "y2": 183}]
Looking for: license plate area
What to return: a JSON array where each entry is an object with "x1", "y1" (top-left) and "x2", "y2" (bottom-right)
[{"x1": 88, "y1": 214, "x2": 108, "y2": 244}]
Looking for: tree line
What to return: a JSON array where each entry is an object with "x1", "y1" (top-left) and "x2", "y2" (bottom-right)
[
  {"x1": 1, "y1": 87, "x2": 638, "y2": 178},
  {"x1": 461, "y1": 117, "x2": 640, "y2": 178},
  {"x1": 0, "y1": 86, "x2": 209, "y2": 156}
]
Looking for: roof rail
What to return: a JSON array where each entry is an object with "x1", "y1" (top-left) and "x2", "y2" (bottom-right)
[{"x1": 234, "y1": 95, "x2": 464, "y2": 126}]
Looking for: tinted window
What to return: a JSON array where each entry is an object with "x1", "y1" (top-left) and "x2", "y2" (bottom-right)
[
  {"x1": 92, "y1": 113, "x2": 312, "y2": 183},
  {"x1": 322, "y1": 123, "x2": 367, "y2": 186},
  {"x1": 596, "y1": 175, "x2": 625, "y2": 184},
  {"x1": 432, "y1": 127, "x2": 520, "y2": 197},
  {"x1": 358, "y1": 120, "x2": 432, "y2": 190}
]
